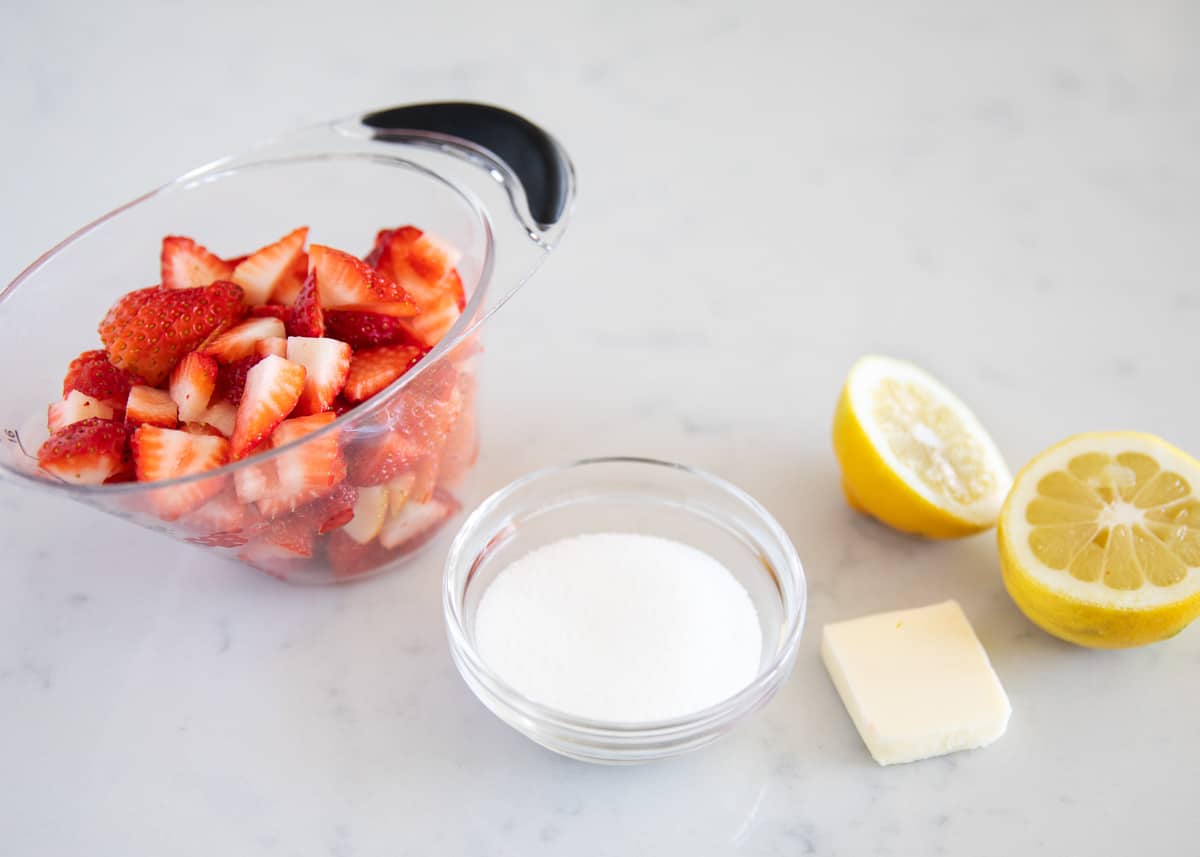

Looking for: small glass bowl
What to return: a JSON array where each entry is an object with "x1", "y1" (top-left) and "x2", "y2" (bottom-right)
[{"x1": 442, "y1": 457, "x2": 806, "y2": 764}]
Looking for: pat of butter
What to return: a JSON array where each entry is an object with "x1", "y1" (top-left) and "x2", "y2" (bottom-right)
[{"x1": 821, "y1": 600, "x2": 1011, "y2": 766}]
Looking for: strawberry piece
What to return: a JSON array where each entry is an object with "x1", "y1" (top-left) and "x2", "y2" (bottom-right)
[
  {"x1": 341, "y1": 484, "x2": 389, "y2": 544},
  {"x1": 324, "y1": 308, "x2": 414, "y2": 350},
  {"x1": 37, "y1": 418, "x2": 131, "y2": 485},
  {"x1": 249, "y1": 305, "x2": 290, "y2": 322},
  {"x1": 214, "y1": 355, "x2": 261, "y2": 405},
  {"x1": 239, "y1": 519, "x2": 316, "y2": 575},
  {"x1": 181, "y1": 487, "x2": 249, "y2": 546},
  {"x1": 285, "y1": 337, "x2": 351, "y2": 415},
  {"x1": 269, "y1": 252, "x2": 310, "y2": 306},
  {"x1": 342, "y1": 344, "x2": 424, "y2": 404},
  {"x1": 132, "y1": 425, "x2": 230, "y2": 519},
  {"x1": 169, "y1": 351, "x2": 218, "y2": 423},
  {"x1": 161, "y1": 236, "x2": 234, "y2": 289},
  {"x1": 256, "y1": 337, "x2": 287, "y2": 358},
  {"x1": 233, "y1": 451, "x2": 278, "y2": 504},
  {"x1": 48, "y1": 391, "x2": 115, "y2": 432},
  {"x1": 400, "y1": 291, "x2": 462, "y2": 348},
  {"x1": 325, "y1": 530, "x2": 395, "y2": 580},
  {"x1": 62, "y1": 350, "x2": 144, "y2": 407},
  {"x1": 286, "y1": 271, "x2": 325, "y2": 338},
  {"x1": 296, "y1": 482, "x2": 358, "y2": 533},
  {"x1": 230, "y1": 354, "x2": 306, "y2": 458},
  {"x1": 437, "y1": 376, "x2": 478, "y2": 488},
  {"x1": 203, "y1": 317, "x2": 287, "y2": 364},
  {"x1": 378, "y1": 489, "x2": 459, "y2": 550},
  {"x1": 125, "y1": 385, "x2": 179, "y2": 428},
  {"x1": 309, "y1": 244, "x2": 417, "y2": 310},
  {"x1": 99, "y1": 282, "x2": 246, "y2": 385},
  {"x1": 346, "y1": 430, "x2": 424, "y2": 487},
  {"x1": 258, "y1": 411, "x2": 346, "y2": 516},
  {"x1": 230, "y1": 227, "x2": 308, "y2": 306},
  {"x1": 199, "y1": 400, "x2": 237, "y2": 437},
  {"x1": 372, "y1": 227, "x2": 466, "y2": 310}
]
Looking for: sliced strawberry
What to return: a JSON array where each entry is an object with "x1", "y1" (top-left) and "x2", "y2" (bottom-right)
[
  {"x1": 233, "y1": 452, "x2": 278, "y2": 504},
  {"x1": 99, "y1": 282, "x2": 246, "y2": 385},
  {"x1": 37, "y1": 418, "x2": 131, "y2": 485},
  {"x1": 62, "y1": 350, "x2": 144, "y2": 407},
  {"x1": 378, "y1": 489, "x2": 459, "y2": 551},
  {"x1": 285, "y1": 337, "x2": 351, "y2": 415},
  {"x1": 180, "y1": 487, "x2": 249, "y2": 546},
  {"x1": 346, "y1": 430, "x2": 424, "y2": 486},
  {"x1": 324, "y1": 308, "x2": 414, "y2": 350},
  {"x1": 287, "y1": 482, "x2": 358, "y2": 533},
  {"x1": 342, "y1": 344, "x2": 424, "y2": 404},
  {"x1": 269, "y1": 252, "x2": 310, "y2": 306},
  {"x1": 48, "y1": 391, "x2": 115, "y2": 432},
  {"x1": 230, "y1": 227, "x2": 308, "y2": 306},
  {"x1": 249, "y1": 305, "x2": 290, "y2": 322},
  {"x1": 203, "y1": 317, "x2": 287, "y2": 364},
  {"x1": 230, "y1": 354, "x2": 306, "y2": 459},
  {"x1": 161, "y1": 236, "x2": 234, "y2": 290},
  {"x1": 408, "y1": 456, "x2": 441, "y2": 504},
  {"x1": 286, "y1": 270, "x2": 325, "y2": 338},
  {"x1": 239, "y1": 519, "x2": 315, "y2": 574},
  {"x1": 341, "y1": 484, "x2": 389, "y2": 544},
  {"x1": 325, "y1": 530, "x2": 395, "y2": 580},
  {"x1": 386, "y1": 472, "x2": 417, "y2": 515},
  {"x1": 259, "y1": 411, "x2": 346, "y2": 516},
  {"x1": 373, "y1": 226, "x2": 466, "y2": 310},
  {"x1": 256, "y1": 337, "x2": 287, "y2": 358},
  {"x1": 437, "y1": 376, "x2": 478, "y2": 488},
  {"x1": 125, "y1": 385, "x2": 179, "y2": 428},
  {"x1": 400, "y1": 291, "x2": 462, "y2": 348},
  {"x1": 309, "y1": 244, "x2": 417, "y2": 311},
  {"x1": 214, "y1": 355, "x2": 262, "y2": 405},
  {"x1": 199, "y1": 400, "x2": 237, "y2": 437},
  {"x1": 131, "y1": 425, "x2": 229, "y2": 519},
  {"x1": 169, "y1": 351, "x2": 218, "y2": 422}
]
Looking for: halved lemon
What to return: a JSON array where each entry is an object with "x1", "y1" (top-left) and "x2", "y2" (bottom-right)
[
  {"x1": 832, "y1": 355, "x2": 1012, "y2": 538},
  {"x1": 998, "y1": 432, "x2": 1200, "y2": 648}
]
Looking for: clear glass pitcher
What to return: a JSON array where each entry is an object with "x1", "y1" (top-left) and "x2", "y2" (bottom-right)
[{"x1": 0, "y1": 102, "x2": 576, "y2": 583}]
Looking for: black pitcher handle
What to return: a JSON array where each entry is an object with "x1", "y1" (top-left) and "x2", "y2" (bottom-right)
[{"x1": 362, "y1": 102, "x2": 572, "y2": 231}]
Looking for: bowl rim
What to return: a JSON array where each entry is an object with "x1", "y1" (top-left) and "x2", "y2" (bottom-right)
[
  {"x1": 0, "y1": 151, "x2": 495, "y2": 495},
  {"x1": 442, "y1": 456, "x2": 808, "y2": 741}
]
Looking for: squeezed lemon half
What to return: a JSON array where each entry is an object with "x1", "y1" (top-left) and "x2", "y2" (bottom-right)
[
  {"x1": 998, "y1": 432, "x2": 1200, "y2": 648},
  {"x1": 833, "y1": 355, "x2": 1012, "y2": 538}
]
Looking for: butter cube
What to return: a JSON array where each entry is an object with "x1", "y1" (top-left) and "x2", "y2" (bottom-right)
[{"x1": 821, "y1": 600, "x2": 1011, "y2": 766}]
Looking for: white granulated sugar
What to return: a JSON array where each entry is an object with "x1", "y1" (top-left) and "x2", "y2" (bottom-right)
[{"x1": 474, "y1": 532, "x2": 763, "y2": 723}]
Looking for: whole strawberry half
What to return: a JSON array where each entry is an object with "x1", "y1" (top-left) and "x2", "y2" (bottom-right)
[{"x1": 99, "y1": 282, "x2": 246, "y2": 385}]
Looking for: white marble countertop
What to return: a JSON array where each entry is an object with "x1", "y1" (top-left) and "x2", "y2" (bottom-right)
[{"x1": 3, "y1": 1, "x2": 1199, "y2": 854}]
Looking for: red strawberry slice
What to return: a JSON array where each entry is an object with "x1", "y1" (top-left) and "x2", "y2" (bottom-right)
[
  {"x1": 325, "y1": 530, "x2": 395, "y2": 580},
  {"x1": 230, "y1": 354, "x2": 306, "y2": 459},
  {"x1": 233, "y1": 451, "x2": 278, "y2": 504},
  {"x1": 203, "y1": 317, "x2": 287, "y2": 364},
  {"x1": 62, "y1": 350, "x2": 144, "y2": 407},
  {"x1": 239, "y1": 519, "x2": 316, "y2": 575},
  {"x1": 132, "y1": 425, "x2": 230, "y2": 519},
  {"x1": 99, "y1": 282, "x2": 246, "y2": 385},
  {"x1": 37, "y1": 418, "x2": 132, "y2": 485},
  {"x1": 378, "y1": 489, "x2": 459, "y2": 550},
  {"x1": 269, "y1": 252, "x2": 310, "y2": 306},
  {"x1": 256, "y1": 337, "x2": 287, "y2": 358},
  {"x1": 324, "y1": 308, "x2": 414, "y2": 350},
  {"x1": 400, "y1": 291, "x2": 462, "y2": 348},
  {"x1": 346, "y1": 430, "x2": 425, "y2": 486},
  {"x1": 342, "y1": 344, "x2": 424, "y2": 404},
  {"x1": 125, "y1": 385, "x2": 179, "y2": 428},
  {"x1": 258, "y1": 411, "x2": 346, "y2": 516},
  {"x1": 214, "y1": 354, "x2": 262, "y2": 405},
  {"x1": 181, "y1": 487, "x2": 249, "y2": 546},
  {"x1": 48, "y1": 391, "x2": 115, "y2": 432},
  {"x1": 249, "y1": 305, "x2": 290, "y2": 322},
  {"x1": 285, "y1": 337, "x2": 351, "y2": 415},
  {"x1": 286, "y1": 271, "x2": 325, "y2": 338},
  {"x1": 169, "y1": 351, "x2": 218, "y2": 422},
  {"x1": 309, "y1": 244, "x2": 417, "y2": 311},
  {"x1": 373, "y1": 226, "x2": 466, "y2": 310},
  {"x1": 231, "y1": 226, "x2": 308, "y2": 306},
  {"x1": 161, "y1": 236, "x2": 234, "y2": 290},
  {"x1": 199, "y1": 400, "x2": 237, "y2": 437}
]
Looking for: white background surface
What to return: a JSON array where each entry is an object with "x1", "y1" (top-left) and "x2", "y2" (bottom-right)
[{"x1": 3, "y1": 1, "x2": 1199, "y2": 854}]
